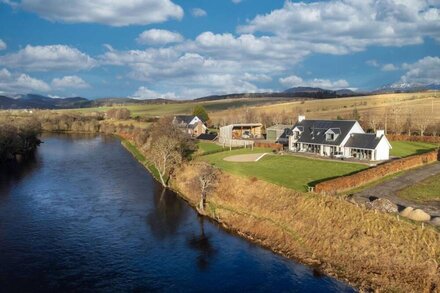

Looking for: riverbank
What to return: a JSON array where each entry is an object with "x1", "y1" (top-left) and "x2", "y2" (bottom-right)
[{"x1": 120, "y1": 137, "x2": 440, "y2": 292}]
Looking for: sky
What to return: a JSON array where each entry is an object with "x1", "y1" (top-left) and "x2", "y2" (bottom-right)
[{"x1": 0, "y1": 0, "x2": 439, "y2": 99}]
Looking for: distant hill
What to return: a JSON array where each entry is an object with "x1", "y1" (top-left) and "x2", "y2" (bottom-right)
[
  {"x1": 0, "y1": 94, "x2": 92, "y2": 110},
  {"x1": 0, "y1": 84, "x2": 437, "y2": 110}
]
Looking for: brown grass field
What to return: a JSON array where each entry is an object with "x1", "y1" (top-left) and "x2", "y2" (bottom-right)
[{"x1": 209, "y1": 92, "x2": 440, "y2": 124}]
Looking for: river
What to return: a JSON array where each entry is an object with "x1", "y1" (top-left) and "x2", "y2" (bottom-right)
[{"x1": 0, "y1": 134, "x2": 354, "y2": 292}]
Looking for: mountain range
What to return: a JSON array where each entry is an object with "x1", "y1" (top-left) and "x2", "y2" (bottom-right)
[{"x1": 0, "y1": 84, "x2": 437, "y2": 110}]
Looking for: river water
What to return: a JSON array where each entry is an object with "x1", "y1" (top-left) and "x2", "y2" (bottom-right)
[{"x1": 0, "y1": 134, "x2": 354, "y2": 292}]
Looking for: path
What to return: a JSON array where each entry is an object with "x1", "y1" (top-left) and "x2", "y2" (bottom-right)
[
  {"x1": 354, "y1": 162, "x2": 440, "y2": 217},
  {"x1": 224, "y1": 153, "x2": 268, "y2": 162}
]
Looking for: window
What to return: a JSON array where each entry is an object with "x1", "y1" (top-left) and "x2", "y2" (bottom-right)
[{"x1": 326, "y1": 133, "x2": 334, "y2": 141}]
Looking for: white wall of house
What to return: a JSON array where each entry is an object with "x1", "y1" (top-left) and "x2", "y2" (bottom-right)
[
  {"x1": 189, "y1": 116, "x2": 201, "y2": 125},
  {"x1": 374, "y1": 136, "x2": 391, "y2": 161}
]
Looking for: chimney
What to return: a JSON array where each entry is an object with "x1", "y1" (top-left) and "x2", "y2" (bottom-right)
[
  {"x1": 298, "y1": 115, "x2": 305, "y2": 122},
  {"x1": 376, "y1": 130, "x2": 385, "y2": 138}
]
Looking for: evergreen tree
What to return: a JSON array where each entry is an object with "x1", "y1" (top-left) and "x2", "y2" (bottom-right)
[{"x1": 193, "y1": 105, "x2": 209, "y2": 122}]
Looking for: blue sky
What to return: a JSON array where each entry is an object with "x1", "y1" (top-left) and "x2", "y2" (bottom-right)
[{"x1": 0, "y1": 0, "x2": 439, "y2": 99}]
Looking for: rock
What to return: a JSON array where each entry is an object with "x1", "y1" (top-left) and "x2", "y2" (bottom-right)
[
  {"x1": 407, "y1": 209, "x2": 431, "y2": 222},
  {"x1": 400, "y1": 207, "x2": 414, "y2": 217},
  {"x1": 367, "y1": 198, "x2": 398, "y2": 213},
  {"x1": 430, "y1": 217, "x2": 440, "y2": 227}
]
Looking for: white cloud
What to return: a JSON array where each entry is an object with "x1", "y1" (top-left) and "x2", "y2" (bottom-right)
[
  {"x1": 381, "y1": 64, "x2": 399, "y2": 71},
  {"x1": 6, "y1": 0, "x2": 183, "y2": 26},
  {"x1": 238, "y1": 0, "x2": 440, "y2": 54},
  {"x1": 136, "y1": 29, "x2": 183, "y2": 45},
  {"x1": 279, "y1": 75, "x2": 350, "y2": 90},
  {"x1": 0, "y1": 68, "x2": 51, "y2": 93},
  {"x1": 0, "y1": 39, "x2": 6, "y2": 50},
  {"x1": 191, "y1": 8, "x2": 207, "y2": 17},
  {"x1": 231, "y1": 0, "x2": 242, "y2": 4},
  {"x1": 51, "y1": 75, "x2": 90, "y2": 89},
  {"x1": 0, "y1": 68, "x2": 12, "y2": 79},
  {"x1": 366, "y1": 59, "x2": 380, "y2": 67},
  {"x1": 395, "y1": 56, "x2": 440, "y2": 85},
  {"x1": 0, "y1": 44, "x2": 96, "y2": 71},
  {"x1": 131, "y1": 86, "x2": 178, "y2": 100}
]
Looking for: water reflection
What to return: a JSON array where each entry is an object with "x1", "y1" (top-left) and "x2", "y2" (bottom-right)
[
  {"x1": 187, "y1": 216, "x2": 217, "y2": 271},
  {"x1": 0, "y1": 155, "x2": 40, "y2": 196},
  {"x1": 147, "y1": 183, "x2": 189, "y2": 240}
]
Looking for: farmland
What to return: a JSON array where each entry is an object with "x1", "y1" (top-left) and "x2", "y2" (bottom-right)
[
  {"x1": 68, "y1": 97, "x2": 293, "y2": 118},
  {"x1": 199, "y1": 148, "x2": 367, "y2": 191}
]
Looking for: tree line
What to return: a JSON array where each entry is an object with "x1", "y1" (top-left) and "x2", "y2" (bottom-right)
[{"x1": 0, "y1": 115, "x2": 42, "y2": 162}]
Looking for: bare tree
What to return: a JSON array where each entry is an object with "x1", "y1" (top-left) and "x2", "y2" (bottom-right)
[
  {"x1": 148, "y1": 117, "x2": 195, "y2": 187},
  {"x1": 150, "y1": 135, "x2": 182, "y2": 187},
  {"x1": 193, "y1": 163, "x2": 218, "y2": 213},
  {"x1": 413, "y1": 113, "x2": 431, "y2": 136}
]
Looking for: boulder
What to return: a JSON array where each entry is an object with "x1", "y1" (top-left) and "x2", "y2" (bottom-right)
[
  {"x1": 430, "y1": 217, "x2": 440, "y2": 227},
  {"x1": 407, "y1": 209, "x2": 431, "y2": 222},
  {"x1": 400, "y1": 207, "x2": 414, "y2": 217},
  {"x1": 366, "y1": 198, "x2": 398, "y2": 213}
]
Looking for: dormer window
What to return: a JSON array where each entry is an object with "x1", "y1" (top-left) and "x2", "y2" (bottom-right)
[
  {"x1": 326, "y1": 133, "x2": 335, "y2": 141},
  {"x1": 325, "y1": 128, "x2": 340, "y2": 141}
]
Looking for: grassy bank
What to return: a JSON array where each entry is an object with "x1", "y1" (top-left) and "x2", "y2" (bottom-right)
[
  {"x1": 200, "y1": 148, "x2": 367, "y2": 191},
  {"x1": 119, "y1": 136, "x2": 440, "y2": 291},
  {"x1": 120, "y1": 138, "x2": 161, "y2": 181},
  {"x1": 173, "y1": 163, "x2": 440, "y2": 292}
]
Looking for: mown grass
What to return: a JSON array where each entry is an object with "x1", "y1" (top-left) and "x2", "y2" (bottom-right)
[
  {"x1": 398, "y1": 173, "x2": 440, "y2": 202},
  {"x1": 390, "y1": 141, "x2": 438, "y2": 157},
  {"x1": 200, "y1": 148, "x2": 367, "y2": 191},
  {"x1": 196, "y1": 141, "x2": 225, "y2": 155}
]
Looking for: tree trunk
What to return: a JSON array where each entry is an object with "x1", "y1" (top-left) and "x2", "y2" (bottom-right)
[
  {"x1": 199, "y1": 191, "x2": 206, "y2": 211},
  {"x1": 158, "y1": 172, "x2": 167, "y2": 187}
]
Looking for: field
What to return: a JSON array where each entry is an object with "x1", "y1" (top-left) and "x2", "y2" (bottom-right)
[
  {"x1": 390, "y1": 141, "x2": 438, "y2": 157},
  {"x1": 208, "y1": 92, "x2": 440, "y2": 124},
  {"x1": 69, "y1": 97, "x2": 292, "y2": 118},
  {"x1": 66, "y1": 92, "x2": 439, "y2": 127},
  {"x1": 397, "y1": 173, "x2": 440, "y2": 202},
  {"x1": 199, "y1": 148, "x2": 367, "y2": 191}
]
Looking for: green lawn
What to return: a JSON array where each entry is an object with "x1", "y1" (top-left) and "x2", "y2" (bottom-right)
[
  {"x1": 390, "y1": 141, "x2": 438, "y2": 157},
  {"x1": 196, "y1": 141, "x2": 225, "y2": 155},
  {"x1": 200, "y1": 148, "x2": 368, "y2": 192},
  {"x1": 397, "y1": 173, "x2": 440, "y2": 202}
]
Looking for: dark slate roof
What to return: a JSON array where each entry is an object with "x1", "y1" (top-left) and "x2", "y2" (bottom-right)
[
  {"x1": 344, "y1": 133, "x2": 382, "y2": 150},
  {"x1": 197, "y1": 133, "x2": 218, "y2": 141},
  {"x1": 293, "y1": 119, "x2": 357, "y2": 146},
  {"x1": 174, "y1": 115, "x2": 196, "y2": 125}
]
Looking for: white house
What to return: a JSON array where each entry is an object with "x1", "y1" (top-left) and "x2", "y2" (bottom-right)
[
  {"x1": 288, "y1": 115, "x2": 391, "y2": 161},
  {"x1": 172, "y1": 115, "x2": 207, "y2": 137}
]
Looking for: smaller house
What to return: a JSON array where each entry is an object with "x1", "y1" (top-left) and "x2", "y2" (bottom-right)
[
  {"x1": 219, "y1": 123, "x2": 263, "y2": 146},
  {"x1": 266, "y1": 124, "x2": 293, "y2": 145},
  {"x1": 172, "y1": 115, "x2": 207, "y2": 137}
]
